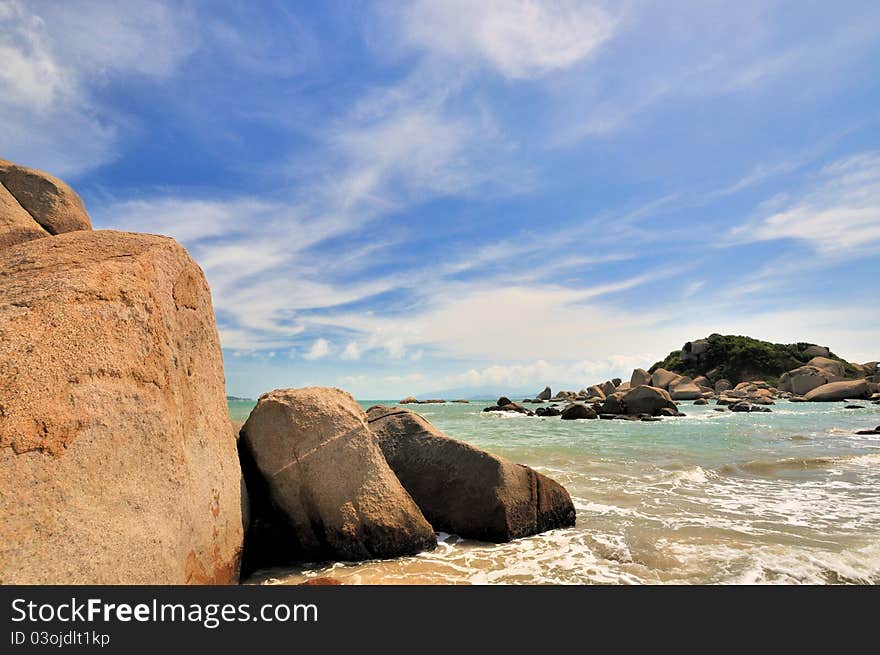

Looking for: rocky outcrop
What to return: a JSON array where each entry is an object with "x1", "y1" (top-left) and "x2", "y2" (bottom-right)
[
  {"x1": 483, "y1": 397, "x2": 533, "y2": 415},
  {"x1": 806, "y1": 356, "x2": 846, "y2": 379},
  {"x1": 650, "y1": 368, "x2": 681, "y2": 390},
  {"x1": 585, "y1": 384, "x2": 605, "y2": 400},
  {"x1": 804, "y1": 380, "x2": 870, "y2": 402},
  {"x1": 621, "y1": 385, "x2": 677, "y2": 416},
  {"x1": 0, "y1": 230, "x2": 243, "y2": 584},
  {"x1": 630, "y1": 368, "x2": 652, "y2": 387},
  {"x1": 600, "y1": 392, "x2": 626, "y2": 415},
  {"x1": 652, "y1": 334, "x2": 857, "y2": 386},
  {"x1": 803, "y1": 345, "x2": 831, "y2": 359},
  {"x1": 599, "y1": 381, "x2": 617, "y2": 397},
  {"x1": 560, "y1": 403, "x2": 597, "y2": 420},
  {"x1": 536, "y1": 386, "x2": 552, "y2": 401},
  {"x1": 0, "y1": 159, "x2": 92, "y2": 236},
  {"x1": 399, "y1": 396, "x2": 445, "y2": 404},
  {"x1": 367, "y1": 406, "x2": 576, "y2": 542},
  {"x1": 779, "y1": 366, "x2": 828, "y2": 396},
  {"x1": 1, "y1": 181, "x2": 49, "y2": 248},
  {"x1": 240, "y1": 388, "x2": 436, "y2": 562},
  {"x1": 669, "y1": 377, "x2": 702, "y2": 400}
]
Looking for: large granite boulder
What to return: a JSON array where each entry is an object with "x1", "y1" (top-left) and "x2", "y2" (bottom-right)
[
  {"x1": 802, "y1": 345, "x2": 831, "y2": 359},
  {"x1": 367, "y1": 406, "x2": 576, "y2": 542},
  {"x1": 561, "y1": 403, "x2": 597, "y2": 420},
  {"x1": 0, "y1": 159, "x2": 92, "y2": 235},
  {"x1": 681, "y1": 338, "x2": 709, "y2": 364},
  {"x1": 536, "y1": 386, "x2": 552, "y2": 401},
  {"x1": 240, "y1": 388, "x2": 436, "y2": 562},
  {"x1": 669, "y1": 377, "x2": 702, "y2": 400},
  {"x1": 804, "y1": 380, "x2": 870, "y2": 402},
  {"x1": 0, "y1": 230, "x2": 243, "y2": 584},
  {"x1": 806, "y1": 356, "x2": 846, "y2": 379},
  {"x1": 779, "y1": 366, "x2": 828, "y2": 396},
  {"x1": 586, "y1": 384, "x2": 606, "y2": 400},
  {"x1": 600, "y1": 392, "x2": 626, "y2": 415},
  {"x1": 1, "y1": 181, "x2": 49, "y2": 248},
  {"x1": 650, "y1": 368, "x2": 681, "y2": 390},
  {"x1": 622, "y1": 385, "x2": 677, "y2": 415},
  {"x1": 630, "y1": 368, "x2": 652, "y2": 388}
]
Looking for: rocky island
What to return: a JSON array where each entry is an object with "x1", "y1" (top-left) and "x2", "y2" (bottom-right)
[{"x1": 480, "y1": 335, "x2": 878, "y2": 419}]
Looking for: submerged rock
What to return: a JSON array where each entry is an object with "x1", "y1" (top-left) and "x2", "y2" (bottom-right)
[
  {"x1": 483, "y1": 398, "x2": 533, "y2": 415},
  {"x1": 0, "y1": 231, "x2": 243, "y2": 584},
  {"x1": 367, "y1": 406, "x2": 576, "y2": 542},
  {"x1": 240, "y1": 388, "x2": 436, "y2": 562}
]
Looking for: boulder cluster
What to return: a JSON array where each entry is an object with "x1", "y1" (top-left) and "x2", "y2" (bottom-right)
[
  {"x1": 482, "y1": 340, "x2": 879, "y2": 421},
  {"x1": 1, "y1": 159, "x2": 575, "y2": 584}
]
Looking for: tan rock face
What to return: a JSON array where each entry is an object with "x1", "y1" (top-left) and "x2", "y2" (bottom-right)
[
  {"x1": 806, "y1": 356, "x2": 846, "y2": 379},
  {"x1": 781, "y1": 366, "x2": 828, "y2": 396},
  {"x1": 804, "y1": 379, "x2": 869, "y2": 402},
  {"x1": 630, "y1": 368, "x2": 652, "y2": 388},
  {"x1": 366, "y1": 406, "x2": 576, "y2": 542},
  {"x1": 651, "y1": 368, "x2": 681, "y2": 390},
  {"x1": 241, "y1": 388, "x2": 437, "y2": 561},
  {"x1": 670, "y1": 380, "x2": 702, "y2": 400},
  {"x1": 0, "y1": 159, "x2": 92, "y2": 235},
  {"x1": 0, "y1": 230, "x2": 243, "y2": 584},
  {"x1": 0, "y1": 182, "x2": 49, "y2": 248},
  {"x1": 622, "y1": 385, "x2": 676, "y2": 415}
]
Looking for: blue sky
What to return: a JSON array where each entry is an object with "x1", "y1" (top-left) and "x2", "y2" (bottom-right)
[{"x1": 3, "y1": 0, "x2": 879, "y2": 398}]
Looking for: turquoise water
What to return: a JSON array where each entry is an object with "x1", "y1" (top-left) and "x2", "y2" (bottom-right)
[{"x1": 232, "y1": 398, "x2": 880, "y2": 584}]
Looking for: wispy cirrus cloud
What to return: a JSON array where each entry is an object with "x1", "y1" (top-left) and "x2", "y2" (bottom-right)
[
  {"x1": 729, "y1": 152, "x2": 880, "y2": 257},
  {"x1": 393, "y1": 0, "x2": 617, "y2": 79},
  {"x1": 0, "y1": 0, "x2": 196, "y2": 174}
]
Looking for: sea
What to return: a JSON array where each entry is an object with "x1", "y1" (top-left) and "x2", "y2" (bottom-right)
[{"x1": 228, "y1": 398, "x2": 880, "y2": 585}]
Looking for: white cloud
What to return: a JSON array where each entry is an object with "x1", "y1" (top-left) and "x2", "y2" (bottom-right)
[
  {"x1": 303, "y1": 338, "x2": 331, "y2": 361},
  {"x1": 0, "y1": 0, "x2": 194, "y2": 174},
  {"x1": 438, "y1": 357, "x2": 648, "y2": 392},
  {"x1": 398, "y1": 0, "x2": 616, "y2": 79},
  {"x1": 729, "y1": 152, "x2": 880, "y2": 257},
  {"x1": 341, "y1": 342, "x2": 361, "y2": 361}
]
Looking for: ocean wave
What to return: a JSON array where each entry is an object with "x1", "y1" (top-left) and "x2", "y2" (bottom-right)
[{"x1": 720, "y1": 453, "x2": 880, "y2": 476}]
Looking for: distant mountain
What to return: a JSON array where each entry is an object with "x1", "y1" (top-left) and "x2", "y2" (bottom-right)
[{"x1": 226, "y1": 395, "x2": 254, "y2": 402}]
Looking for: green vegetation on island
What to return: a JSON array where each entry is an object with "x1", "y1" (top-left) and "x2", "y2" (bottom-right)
[{"x1": 650, "y1": 334, "x2": 859, "y2": 387}]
